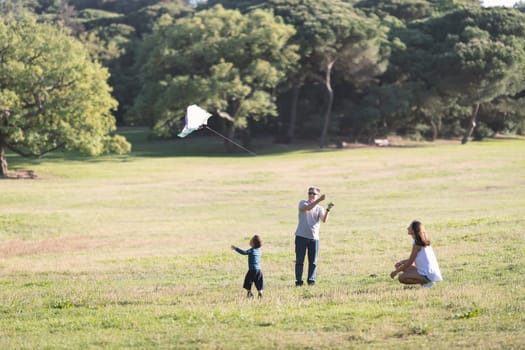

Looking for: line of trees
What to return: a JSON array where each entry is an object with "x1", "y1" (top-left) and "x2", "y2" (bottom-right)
[{"x1": 1, "y1": 0, "x2": 525, "y2": 170}]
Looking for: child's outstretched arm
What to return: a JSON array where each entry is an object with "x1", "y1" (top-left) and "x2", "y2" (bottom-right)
[{"x1": 231, "y1": 246, "x2": 249, "y2": 255}]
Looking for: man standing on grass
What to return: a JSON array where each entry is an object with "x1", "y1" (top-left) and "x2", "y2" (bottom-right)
[{"x1": 294, "y1": 186, "x2": 333, "y2": 286}]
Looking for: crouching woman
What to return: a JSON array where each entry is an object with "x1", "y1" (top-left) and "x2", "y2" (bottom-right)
[{"x1": 390, "y1": 220, "x2": 443, "y2": 288}]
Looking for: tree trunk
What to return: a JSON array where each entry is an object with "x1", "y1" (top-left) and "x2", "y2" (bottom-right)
[
  {"x1": 319, "y1": 60, "x2": 336, "y2": 148},
  {"x1": 0, "y1": 146, "x2": 8, "y2": 177},
  {"x1": 223, "y1": 122, "x2": 236, "y2": 153},
  {"x1": 461, "y1": 103, "x2": 480, "y2": 144},
  {"x1": 430, "y1": 119, "x2": 438, "y2": 141},
  {"x1": 286, "y1": 83, "x2": 300, "y2": 143},
  {"x1": 242, "y1": 127, "x2": 251, "y2": 150}
]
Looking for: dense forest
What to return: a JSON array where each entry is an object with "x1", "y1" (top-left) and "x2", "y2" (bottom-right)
[{"x1": 2, "y1": 0, "x2": 525, "y2": 169}]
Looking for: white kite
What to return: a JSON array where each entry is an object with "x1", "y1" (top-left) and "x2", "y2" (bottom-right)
[
  {"x1": 177, "y1": 104, "x2": 256, "y2": 156},
  {"x1": 177, "y1": 104, "x2": 212, "y2": 138}
]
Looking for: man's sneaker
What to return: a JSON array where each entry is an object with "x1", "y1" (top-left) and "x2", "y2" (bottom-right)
[
  {"x1": 307, "y1": 280, "x2": 316, "y2": 286},
  {"x1": 422, "y1": 281, "x2": 434, "y2": 288},
  {"x1": 295, "y1": 281, "x2": 304, "y2": 287}
]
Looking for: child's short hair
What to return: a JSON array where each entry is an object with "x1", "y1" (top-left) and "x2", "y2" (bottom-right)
[{"x1": 251, "y1": 235, "x2": 262, "y2": 248}]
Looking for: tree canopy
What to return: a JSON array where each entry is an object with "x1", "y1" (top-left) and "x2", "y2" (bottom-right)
[
  {"x1": 270, "y1": 0, "x2": 390, "y2": 146},
  {"x1": 3, "y1": 0, "x2": 525, "y2": 154},
  {"x1": 129, "y1": 4, "x2": 299, "y2": 151},
  {"x1": 392, "y1": 7, "x2": 525, "y2": 142},
  {"x1": 0, "y1": 14, "x2": 130, "y2": 176}
]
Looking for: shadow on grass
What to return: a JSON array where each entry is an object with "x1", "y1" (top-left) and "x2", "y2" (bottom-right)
[
  {"x1": 7, "y1": 126, "x2": 502, "y2": 170},
  {"x1": 119, "y1": 127, "x2": 335, "y2": 158},
  {"x1": 3, "y1": 127, "x2": 335, "y2": 171}
]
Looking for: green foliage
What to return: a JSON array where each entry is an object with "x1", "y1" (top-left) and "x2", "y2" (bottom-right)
[
  {"x1": 479, "y1": 96, "x2": 525, "y2": 135},
  {"x1": 129, "y1": 4, "x2": 299, "y2": 140},
  {"x1": 355, "y1": 0, "x2": 436, "y2": 23},
  {"x1": 50, "y1": 299, "x2": 75, "y2": 310},
  {"x1": 0, "y1": 15, "x2": 130, "y2": 174},
  {"x1": 6, "y1": 0, "x2": 525, "y2": 145},
  {"x1": 267, "y1": 0, "x2": 391, "y2": 145},
  {"x1": 77, "y1": 8, "x2": 122, "y2": 22},
  {"x1": 271, "y1": 0, "x2": 390, "y2": 74},
  {"x1": 453, "y1": 308, "x2": 480, "y2": 319},
  {"x1": 19, "y1": 0, "x2": 194, "y2": 125},
  {"x1": 402, "y1": 8, "x2": 525, "y2": 104},
  {"x1": 355, "y1": 0, "x2": 482, "y2": 22},
  {"x1": 378, "y1": 6, "x2": 525, "y2": 140}
]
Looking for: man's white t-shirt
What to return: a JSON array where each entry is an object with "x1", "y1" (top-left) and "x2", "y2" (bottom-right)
[{"x1": 295, "y1": 200, "x2": 324, "y2": 240}]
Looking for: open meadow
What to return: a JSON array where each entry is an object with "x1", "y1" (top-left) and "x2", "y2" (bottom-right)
[{"x1": 1, "y1": 129, "x2": 524, "y2": 349}]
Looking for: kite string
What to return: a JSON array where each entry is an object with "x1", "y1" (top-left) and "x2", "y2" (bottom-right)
[{"x1": 203, "y1": 125, "x2": 256, "y2": 156}]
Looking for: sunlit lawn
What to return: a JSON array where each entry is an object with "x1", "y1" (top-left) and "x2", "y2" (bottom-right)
[{"x1": 1, "y1": 130, "x2": 524, "y2": 349}]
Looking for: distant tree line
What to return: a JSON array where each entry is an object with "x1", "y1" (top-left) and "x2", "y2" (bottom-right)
[{"x1": 2, "y1": 0, "x2": 525, "y2": 163}]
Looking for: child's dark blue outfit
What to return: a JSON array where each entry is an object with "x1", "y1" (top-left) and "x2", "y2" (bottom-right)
[{"x1": 233, "y1": 247, "x2": 264, "y2": 292}]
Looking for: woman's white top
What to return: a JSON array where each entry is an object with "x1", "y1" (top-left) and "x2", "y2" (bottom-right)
[{"x1": 414, "y1": 242, "x2": 443, "y2": 282}]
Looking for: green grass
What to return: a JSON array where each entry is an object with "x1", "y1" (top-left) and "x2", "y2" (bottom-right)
[{"x1": 1, "y1": 130, "x2": 524, "y2": 349}]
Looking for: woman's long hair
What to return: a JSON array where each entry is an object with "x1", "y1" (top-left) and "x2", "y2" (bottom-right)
[{"x1": 411, "y1": 221, "x2": 431, "y2": 246}]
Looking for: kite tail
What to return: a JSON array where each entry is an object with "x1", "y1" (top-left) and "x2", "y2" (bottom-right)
[{"x1": 204, "y1": 126, "x2": 256, "y2": 156}]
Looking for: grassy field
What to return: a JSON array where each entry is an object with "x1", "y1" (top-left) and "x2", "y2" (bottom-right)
[{"x1": 1, "y1": 129, "x2": 524, "y2": 349}]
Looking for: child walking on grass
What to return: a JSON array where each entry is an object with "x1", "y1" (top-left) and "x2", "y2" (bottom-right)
[
  {"x1": 390, "y1": 220, "x2": 443, "y2": 288},
  {"x1": 231, "y1": 235, "x2": 264, "y2": 298}
]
